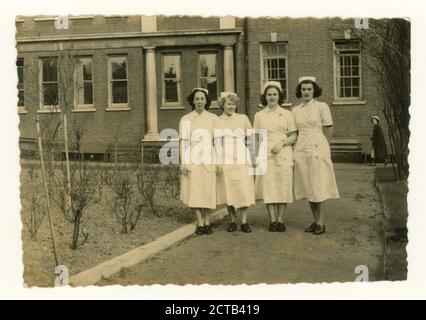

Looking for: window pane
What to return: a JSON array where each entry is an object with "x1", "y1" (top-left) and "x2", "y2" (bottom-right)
[
  {"x1": 18, "y1": 90, "x2": 25, "y2": 106},
  {"x1": 199, "y1": 54, "x2": 216, "y2": 77},
  {"x1": 42, "y1": 58, "x2": 58, "y2": 82},
  {"x1": 352, "y1": 78, "x2": 360, "y2": 87},
  {"x1": 164, "y1": 55, "x2": 180, "y2": 79},
  {"x1": 344, "y1": 78, "x2": 352, "y2": 87},
  {"x1": 344, "y1": 56, "x2": 351, "y2": 66},
  {"x1": 352, "y1": 67, "x2": 359, "y2": 76},
  {"x1": 18, "y1": 66, "x2": 23, "y2": 84},
  {"x1": 111, "y1": 57, "x2": 127, "y2": 80},
  {"x1": 43, "y1": 83, "x2": 58, "y2": 105},
  {"x1": 353, "y1": 87, "x2": 360, "y2": 97},
  {"x1": 83, "y1": 82, "x2": 93, "y2": 104},
  {"x1": 163, "y1": 55, "x2": 181, "y2": 105},
  {"x1": 206, "y1": 78, "x2": 217, "y2": 100},
  {"x1": 352, "y1": 55, "x2": 359, "y2": 66},
  {"x1": 112, "y1": 80, "x2": 128, "y2": 103},
  {"x1": 262, "y1": 44, "x2": 272, "y2": 57},
  {"x1": 165, "y1": 79, "x2": 178, "y2": 103},
  {"x1": 344, "y1": 88, "x2": 351, "y2": 97},
  {"x1": 83, "y1": 61, "x2": 92, "y2": 81}
]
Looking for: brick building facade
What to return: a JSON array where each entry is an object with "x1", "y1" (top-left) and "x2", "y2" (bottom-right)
[{"x1": 16, "y1": 15, "x2": 386, "y2": 156}]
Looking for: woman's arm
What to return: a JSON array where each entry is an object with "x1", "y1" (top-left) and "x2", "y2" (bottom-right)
[{"x1": 323, "y1": 125, "x2": 333, "y2": 143}]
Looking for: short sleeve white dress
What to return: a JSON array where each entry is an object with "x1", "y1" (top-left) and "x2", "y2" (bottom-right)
[
  {"x1": 292, "y1": 100, "x2": 339, "y2": 202},
  {"x1": 253, "y1": 106, "x2": 297, "y2": 204}
]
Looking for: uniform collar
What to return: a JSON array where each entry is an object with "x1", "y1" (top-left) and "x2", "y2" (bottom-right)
[
  {"x1": 301, "y1": 99, "x2": 315, "y2": 107},
  {"x1": 192, "y1": 110, "x2": 208, "y2": 117},
  {"x1": 265, "y1": 105, "x2": 281, "y2": 113},
  {"x1": 221, "y1": 112, "x2": 236, "y2": 119}
]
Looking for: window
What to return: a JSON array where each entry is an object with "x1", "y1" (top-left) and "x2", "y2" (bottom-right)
[
  {"x1": 261, "y1": 42, "x2": 288, "y2": 101},
  {"x1": 198, "y1": 53, "x2": 218, "y2": 102},
  {"x1": 108, "y1": 56, "x2": 128, "y2": 107},
  {"x1": 162, "y1": 54, "x2": 181, "y2": 108},
  {"x1": 39, "y1": 57, "x2": 58, "y2": 108},
  {"x1": 334, "y1": 40, "x2": 362, "y2": 99},
  {"x1": 17, "y1": 58, "x2": 25, "y2": 109},
  {"x1": 74, "y1": 57, "x2": 94, "y2": 108}
]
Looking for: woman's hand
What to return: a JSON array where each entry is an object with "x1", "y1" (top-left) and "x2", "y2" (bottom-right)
[
  {"x1": 180, "y1": 165, "x2": 190, "y2": 175},
  {"x1": 216, "y1": 165, "x2": 222, "y2": 175},
  {"x1": 271, "y1": 142, "x2": 283, "y2": 154}
]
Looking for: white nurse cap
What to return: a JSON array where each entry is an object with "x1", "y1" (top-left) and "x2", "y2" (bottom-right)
[
  {"x1": 298, "y1": 76, "x2": 317, "y2": 84},
  {"x1": 263, "y1": 81, "x2": 282, "y2": 94},
  {"x1": 191, "y1": 87, "x2": 209, "y2": 95}
]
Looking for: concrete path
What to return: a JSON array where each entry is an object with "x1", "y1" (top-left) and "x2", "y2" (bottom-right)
[{"x1": 99, "y1": 163, "x2": 384, "y2": 285}]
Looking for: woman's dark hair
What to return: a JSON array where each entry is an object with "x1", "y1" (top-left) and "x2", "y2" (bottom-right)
[
  {"x1": 186, "y1": 89, "x2": 212, "y2": 110},
  {"x1": 260, "y1": 85, "x2": 286, "y2": 106},
  {"x1": 295, "y1": 80, "x2": 323, "y2": 98}
]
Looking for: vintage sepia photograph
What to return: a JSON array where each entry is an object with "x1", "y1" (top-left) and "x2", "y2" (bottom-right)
[{"x1": 15, "y1": 13, "x2": 410, "y2": 287}]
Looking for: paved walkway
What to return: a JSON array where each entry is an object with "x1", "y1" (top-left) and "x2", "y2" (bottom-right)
[{"x1": 100, "y1": 164, "x2": 384, "y2": 285}]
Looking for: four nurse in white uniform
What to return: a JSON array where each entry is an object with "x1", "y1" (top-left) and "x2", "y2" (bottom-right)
[{"x1": 180, "y1": 77, "x2": 339, "y2": 236}]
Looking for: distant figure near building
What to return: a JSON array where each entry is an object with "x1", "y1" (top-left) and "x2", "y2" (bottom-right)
[{"x1": 370, "y1": 116, "x2": 388, "y2": 166}]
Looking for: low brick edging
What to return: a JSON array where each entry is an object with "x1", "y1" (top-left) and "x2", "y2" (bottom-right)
[{"x1": 69, "y1": 207, "x2": 228, "y2": 286}]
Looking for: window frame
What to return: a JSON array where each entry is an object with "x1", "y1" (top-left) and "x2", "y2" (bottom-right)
[
  {"x1": 73, "y1": 56, "x2": 95, "y2": 110},
  {"x1": 17, "y1": 58, "x2": 26, "y2": 113},
  {"x1": 333, "y1": 39, "x2": 363, "y2": 101},
  {"x1": 38, "y1": 56, "x2": 60, "y2": 111},
  {"x1": 259, "y1": 42, "x2": 289, "y2": 103},
  {"x1": 197, "y1": 51, "x2": 219, "y2": 108},
  {"x1": 107, "y1": 55, "x2": 129, "y2": 109},
  {"x1": 161, "y1": 53, "x2": 183, "y2": 109}
]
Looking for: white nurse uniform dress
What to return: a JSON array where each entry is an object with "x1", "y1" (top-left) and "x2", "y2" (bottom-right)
[
  {"x1": 179, "y1": 110, "x2": 219, "y2": 209},
  {"x1": 216, "y1": 113, "x2": 255, "y2": 209},
  {"x1": 292, "y1": 99, "x2": 339, "y2": 202},
  {"x1": 254, "y1": 106, "x2": 297, "y2": 204}
]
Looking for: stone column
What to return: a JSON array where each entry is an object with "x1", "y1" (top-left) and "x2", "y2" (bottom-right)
[
  {"x1": 223, "y1": 45, "x2": 235, "y2": 92},
  {"x1": 144, "y1": 46, "x2": 159, "y2": 141}
]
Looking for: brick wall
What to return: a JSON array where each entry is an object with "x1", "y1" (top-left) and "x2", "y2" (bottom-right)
[
  {"x1": 18, "y1": 47, "x2": 145, "y2": 152},
  {"x1": 157, "y1": 16, "x2": 219, "y2": 31},
  {"x1": 16, "y1": 16, "x2": 142, "y2": 38},
  {"x1": 245, "y1": 17, "x2": 388, "y2": 152},
  {"x1": 17, "y1": 15, "x2": 390, "y2": 155}
]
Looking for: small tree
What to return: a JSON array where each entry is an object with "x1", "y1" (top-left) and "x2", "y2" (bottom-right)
[
  {"x1": 21, "y1": 194, "x2": 46, "y2": 240},
  {"x1": 357, "y1": 19, "x2": 410, "y2": 180},
  {"x1": 163, "y1": 164, "x2": 181, "y2": 199},
  {"x1": 136, "y1": 165, "x2": 161, "y2": 217},
  {"x1": 109, "y1": 168, "x2": 143, "y2": 233},
  {"x1": 67, "y1": 125, "x2": 102, "y2": 250}
]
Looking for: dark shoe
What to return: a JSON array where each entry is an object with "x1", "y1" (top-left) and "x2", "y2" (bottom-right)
[
  {"x1": 195, "y1": 226, "x2": 204, "y2": 235},
  {"x1": 204, "y1": 225, "x2": 213, "y2": 234},
  {"x1": 305, "y1": 222, "x2": 317, "y2": 233},
  {"x1": 241, "y1": 223, "x2": 252, "y2": 233},
  {"x1": 227, "y1": 222, "x2": 237, "y2": 232},
  {"x1": 277, "y1": 222, "x2": 286, "y2": 232},
  {"x1": 314, "y1": 224, "x2": 326, "y2": 235},
  {"x1": 269, "y1": 222, "x2": 278, "y2": 232}
]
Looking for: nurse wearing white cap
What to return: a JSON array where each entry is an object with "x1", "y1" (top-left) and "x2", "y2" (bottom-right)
[
  {"x1": 216, "y1": 91, "x2": 255, "y2": 233},
  {"x1": 292, "y1": 77, "x2": 339, "y2": 235},
  {"x1": 254, "y1": 81, "x2": 298, "y2": 232}
]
